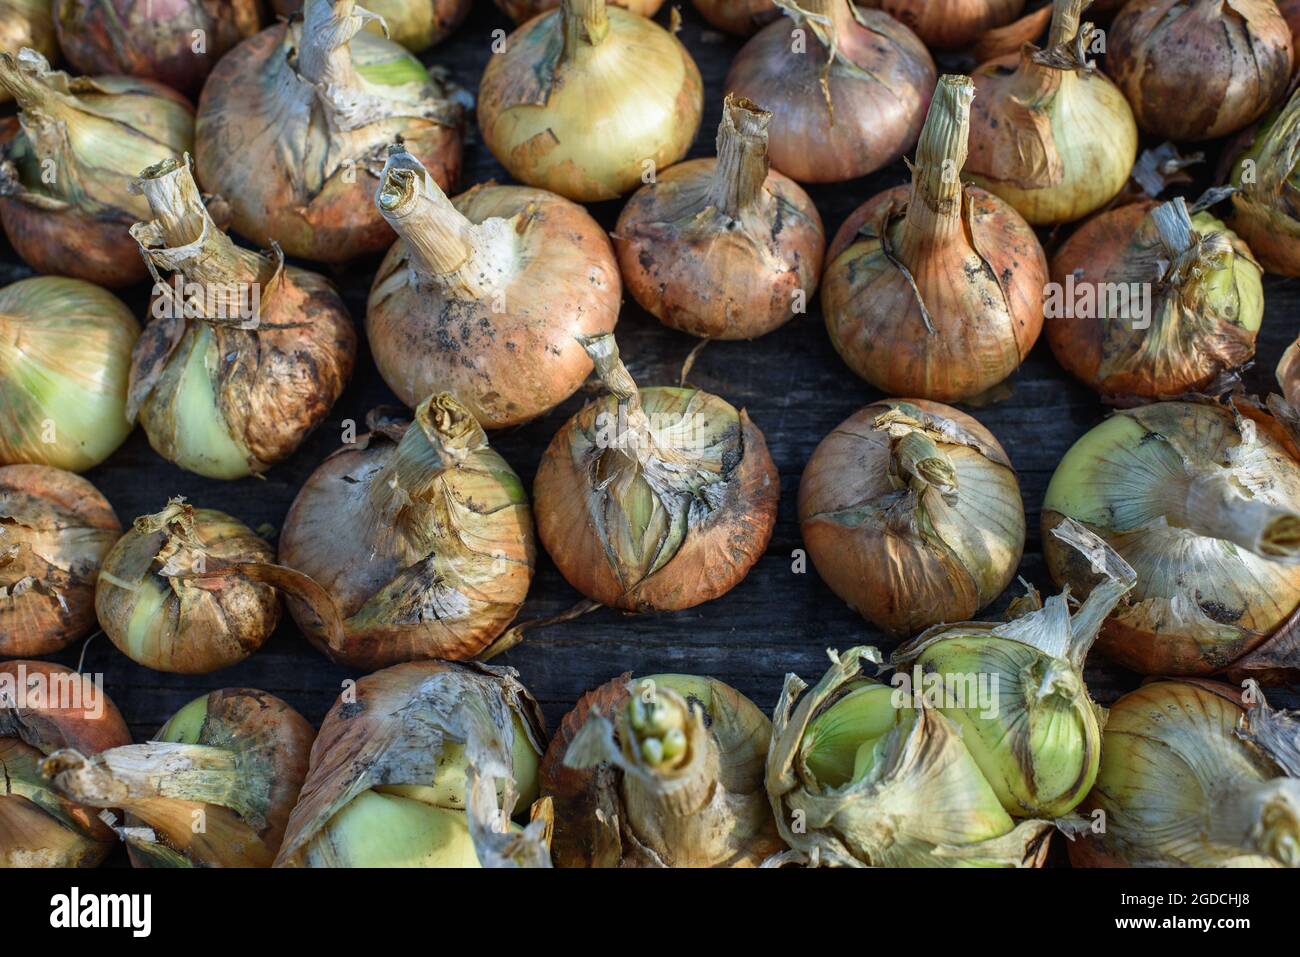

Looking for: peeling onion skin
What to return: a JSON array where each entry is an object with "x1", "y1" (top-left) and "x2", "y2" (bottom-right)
[
  {"x1": 494, "y1": 0, "x2": 664, "y2": 23},
  {"x1": 0, "y1": 1, "x2": 59, "y2": 106},
  {"x1": 271, "y1": 0, "x2": 471, "y2": 51},
  {"x1": 691, "y1": 0, "x2": 779, "y2": 35},
  {"x1": 0, "y1": 660, "x2": 132, "y2": 868},
  {"x1": 1227, "y1": 89, "x2": 1300, "y2": 278},
  {"x1": 872, "y1": 0, "x2": 1025, "y2": 50},
  {"x1": 1106, "y1": 0, "x2": 1293, "y2": 142},
  {"x1": 724, "y1": 0, "x2": 935, "y2": 184}
]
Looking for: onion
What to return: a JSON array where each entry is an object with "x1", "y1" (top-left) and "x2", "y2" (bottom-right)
[
  {"x1": 478, "y1": 0, "x2": 703, "y2": 202},
  {"x1": 822, "y1": 75, "x2": 1047, "y2": 401},
  {"x1": 0, "y1": 49, "x2": 193, "y2": 287},
  {"x1": 799, "y1": 400, "x2": 1025, "y2": 638},
  {"x1": 277, "y1": 394, "x2": 536, "y2": 670},
  {"x1": 128, "y1": 156, "x2": 356, "y2": 480},
  {"x1": 0, "y1": 660, "x2": 132, "y2": 868},
  {"x1": 493, "y1": 0, "x2": 664, "y2": 25},
  {"x1": 1283, "y1": 0, "x2": 1300, "y2": 61},
  {"x1": 1043, "y1": 401, "x2": 1300, "y2": 677},
  {"x1": 194, "y1": 0, "x2": 464, "y2": 264},
  {"x1": 691, "y1": 0, "x2": 779, "y2": 35},
  {"x1": 43, "y1": 689, "x2": 314, "y2": 867},
  {"x1": 870, "y1": 0, "x2": 1025, "y2": 50},
  {"x1": 0, "y1": 1, "x2": 58, "y2": 105},
  {"x1": 270, "y1": 0, "x2": 471, "y2": 51},
  {"x1": 533, "y1": 334, "x2": 778, "y2": 612},
  {"x1": 1046, "y1": 197, "x2": 1263, "y2": 399},
  {"x1": 52, "y1": 0, "x2": 263, "y2": 96},
  {"x1": 1106, "y1": 0, "x2": 1292, "y2": 141},
  {"x1": 0, "y1": 466, "x2": 120, "y2": 657},
  {"x1": 0, "y1": 276, "x2": 139, "y2": 472},
  {"x1": 95, "y1": 498, "x2": 281, "y2": 674},
  {"x1": 614, "y1": 95, "x2": 825, "y2": 340},
  {"x1": 367, "y1": 145, "x2": 620, "y2": 427},
  {"x1": 1070, "y1": 680, "x2": 1300, "y2": 867},
  {"x1": 724, "y1": 0, "x2": 934, "y2": 184},
  {"x1": 543, "y1": 673, "x2": 779, "y2": 866},
  {"x1": 275, "y1": 660, "x2": 551, "y2": 868},
  {"x1": 1227, "y1": 87, "x2": 1300, "y2": 277}
]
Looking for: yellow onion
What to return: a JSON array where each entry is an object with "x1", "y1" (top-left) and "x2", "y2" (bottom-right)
[
  {"x1": 0, "y1": 660, "x2": 132, "y2": 868},
  {"x1": 1106, "y1": 0, "x2": 1292, "y2": 141},
  {"x1": 494, "y1": 0, "x2": 664, "y2": 22},
  {"x1": 614, "y1": 95, "x2": 825, "y2": 340},
  {"x1": 43, "y1": 689, "x2": 314, "y2": 867},
  {"x1": 724, "y1": 0, "x2": 934, "y2": 184},
  {"x1": 1044, "y1": 401, "x2": 1300, "y2": 677},
  {"x1": 1046, "y1": 198, "x2": 1263, "y2": 399},
  {"x1": 1070, "y1": 680, "x2": 1300, "y2": 867},
  {"x1": 276, "y1": 393, "x2": 535, "y2": 670},
  {"x1": 0, "y1": 1, "x2": 58, "y2": 105},
  {"x1": 543, "y1": 673, "x2": 780, "y2": 867},
  {"x1": 0, "y1": 277, "x2": 139, "y2": 472},
  {"x1": 869, "y1": 0, "x2": 1025, "y2": 50},
  {"x1": 822, "y1": 75, "x2": 1047, "y2": 401},
  {"x1": 534, "y1": 334, "x2": 778, "y2": 612},
  {"x1": 0, "y1": 466, "x2": 120, "y2": 657},
  {"x1": 766, "y1": 646, "x2": 1055, "y2": 867},
  {"x1": 799, "y1": 400, "x2": 1024, "y2": 638},
  {"x1": 0, "y1": 49, "x2": 193, "y2": 287},
  {"x1": 692, "y1": 0, "x2": 779, "y2": 35},
  {"x1": 53, "y1": 0, "x2": 263, "y2": 96},
  {"x1": 194, "y1": 0, "x2": 464, "y2": 264},
  {"x1": 478, "y1": 0, "x2": 703, "y2": 202},
  {"x1": 1227, "y1": 88, "x2": 1300, "y2": 277},
  {"x1": 275, "y1": 660, "x2": 551, "y2": 868},
  {"x1": 966, "y1": 0, "x2": 1137, "y2": 225},
  {"x1": 271, "y1": 0, "x2": 471, "y2": 51},
  {"x1": 128, "y1": 157, "x2": 356, "y2": 480},
  {"x1": 95, "y1": 498, "x2": 280, "y2": 674},
  {"x1": 368, "y1": 146, "x2": 619, "y2": 427}
]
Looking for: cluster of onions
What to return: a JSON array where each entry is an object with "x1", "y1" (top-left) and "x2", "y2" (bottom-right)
[
  {"x1": 1070, "y1": 681, "x2": 1299, "y2": 867},
  {"x1": 0, "y1": 661, "x2": 132, "y2": 867},
  {"x1": 724, "y1": 0, "x2": 934, "y2": 183},
  {"x1": 534, "y1": 334, "x2": 778, "y2": 612},
  {"x1": 0, "y1": 1, "x2": 58, "y2": 104},
  {"x1": 0, "y1": 49, "x2": 192, "y2": 286},
  {"x1": 543, "y1": 673, "x2": 779, "y2": 866},
  {"x1": 275, "y1": 661, "x2": 551, "y2": 868},
  {"x1": 869, "y1": 0, "x2": 1025, "y2": 50},
  {"x1": 52, "y1": 0, "x2": 263, "y2": 95},
  {"x1": 1047, "y1": 198, "x2": 1263, "y2": 399},
  {"x1": 478, "y1": 0, "x2": 702, "y2": 202},
  {"x1": 799, "y1": 400, "x2": 1024, "y2": 638},
  {"x1": 1106, "y1": 0, "x2": 1292, "y2": 141},
  {"x1": 95, "y1": 498, "x2": 281, "y2": 674},
  {"x1": 614, "y1": 95, "x2": 825, "y2": 340},
  {"x1": 368, "y1": 146, "x2": 620, "y2": 427},
  {"x1": 43, "y1": 689, "x2": 313, "y2": 867},
  {"x1": 822, "y1": 75, "x2": 1047, "y2": 401},
  {"x1": 1227, "y1": 88, "x2": 1300, "y2": 277},
  {"x1": 128, "y1": 157, "x2": 356, "y2": 479},
  {"x1": 692, "y1": 0, "x2": 778, "y2": 35},
  {"x1": 1044, "y1": 401, "x2": 1300, "y2": 678},
  {"x1": 0, "y1": 277, "x2": 138, "y2": 471},
  {"x1": 0, "y1": 466, "x2": 120, "y2": 657},
  {"x1": 195, "y1": 0, "x2": 464, "y2": 263},
  {"x1": 494, "y1": 0, "x2": 664, "y2": 23},
  {"x1": 271, "y1": 0, "x2": 471, "y2": 52}
]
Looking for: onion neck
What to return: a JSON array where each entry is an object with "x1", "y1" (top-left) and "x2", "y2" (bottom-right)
[
  {"x1": 1047, "y1": 0, "x2": 1086, "y2": 48},
  {"x1": 0, "y1": 51, "x2": 55, "y2": 115},
  {"x1": 580, "y1": 334, "x2": 641, "y2": 414},
  {"x1": 897, "y1": 75, "x2": 974, "y2": 263},
  {"x1": 561, "y1": 0, "x2": 610, "y2": 60},
  {"x1": 1147, "y1": 198, "x2": 1233, "y2": 289},
  {"x1": 1161, "y1": 469, "x2": 1300, "y2": 560},
  {"x1": 296, "y1": 0, "x2": 366, "y2": 89},
  {"x1": 786, "y1": 0, "x2": 854, "y2": 47},
  {"x1": 887, "y1": 431, "x2": 957, "y2": 497},
  {"x1": 369, "y1": 394, "x2": 488, "y2": 522},
  {"x1": 707, "y1": 95, "x2": 771, "y2": 219}
]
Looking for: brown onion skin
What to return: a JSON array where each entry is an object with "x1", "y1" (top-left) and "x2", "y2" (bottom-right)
[
  {"x1": 270, "y1": 0, "x2": 470, "y2": 50},
  {"x1": 493, "y1": 0, "x2": 664, "y2": 22},
  {"x1": 876, "y1": 0, "x2": 1025, "y2": 50},
  {"x1": 1106, "y1": 0, "x2": 1293, "y2": 141},
  {"x1": 691, "y1": 0, "x2": 780, "y2": 35},
  {"x1": 1282, "y1": 0, "x2": 1300, "y2": 62}
]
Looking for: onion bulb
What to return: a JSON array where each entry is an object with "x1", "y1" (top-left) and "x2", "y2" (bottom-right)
[
  {"x1": 869, "y1": 0, "x2": 1025, "y2": 50},
  {"x1": 368, "y1": 145, "x2": 619, "y2": 427},
  {"x1": 692, "y1": 0, "x2": 778, "y2": 35},
  {"x1": 128, "y1": 156, "x2": 356, "y2": 480},
  {"x1": 766, "y1": 646, "x2": 1055, "y2": 867},
  {"x1": 275, "y1": 660, "x2": 551, "y2": 868},
  {"x1": 613, "y1": 94, "x2": 825, "y2": 340},
  {"x1": 1227, "y1": 88, "x2": 1300, "y2": 277},
  {"x1": 1044, "y1": 401, "x2": 1300, "y2": 677},
  {"x1": 0, "y1": 277, "x2": 139, "y2": 472},
  {"x1": 1106, "y1": 0, "x2": 1292, "y2": 141},
  {"x1": 543, "y1": 673, "x2": 780, "y2": 867},
  {"x1": 0, "y1": 466, "x2": 120, "y2": 657},
  {"x1": 0, "y1": 49, "x2": 193, "y2": 287},
  {"x1": 724, "y1": 0, "x2": 934, "y2": 183},
  {"x1": 1046, "y1": 198, "x2": 1263, "y2": 399},
  {"x1": 277, "y1": 394, "x2": 535, "y2": 670},
  {"x1": 493, "y1": 0, "x2": 664, "y2": 23},
  {"x1": 533, "y1": 334, "x2": 778, "y2": 612},
  {"x1": 799, "y1": 400, "x2": 1024, "y2": 638},
  {"x1": 270, "y1": 0, "x2": 470, "y2": 51},
  {"x1": 0, "y1": 660, "x2": 132, "y2": 868},
  {"x1": 1070, "y1": 680, "x2": 1300, "y2": 867},
  {"x1": 95, "y1": 498, "x2": 281, "y2": 674},
  {"x1": 0, "y1": 1, "x2": 58, "y2": 105},
  {"x1": 478, "y1": 0, "x2": 703, "y2": 202},
  {"x1": 1282, "y1": 0, "x2": 1300, "y2": 62},
  {"x1": 43, "y1": 689, "x2": 313, "y2": 867},
  {"x1": 822, "y1": 75, "x2": 1047, "y2": 401},
  {"x1": 194, "y1": 0, "x2": 464, "y2": 264}
]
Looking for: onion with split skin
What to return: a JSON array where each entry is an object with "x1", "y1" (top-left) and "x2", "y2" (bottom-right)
[
  {"x1": 0, "y1": 1, "x2": 58, "y2": 105},
  {"x1": 868, "y1": 0, "x2": 1025, "y2": 50},
  {"x1": 271, "y1": 0, "x2": 471, "y2": 52},
  {"x1": 691, "y1": 0, "x2": 779, "y2": 35},
  {"x1": 493, "y1": 0, "x2": 664, "y2": 22},
  {"x1": 1227, "y1": 88, "x2": 1300, "y2": 278}
]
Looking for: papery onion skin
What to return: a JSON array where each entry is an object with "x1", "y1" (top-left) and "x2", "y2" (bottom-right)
[
  {"x1": 691, "y1": 0, "x2": 779, "y2": 35},
  {"x1": 1106, "y1": 0, "x2": 1292, "y2": 141},
  {"x1": 1227, "y1": 88, "x2": 1300, "y2": 277},
  {"x1": 799, "y1": 399, "x2": 1025, "y2": 638},
  {"x1": 493, "y1": 0, "x2": 664, "y2": 22},
  {"x1": 271, "y1": 0, "x2": 471, "y2": 51},
  {"x1": 0, "y1": 1, "x2": 59, "y2": 105},
  {"x1": 1282, "y1": 0, "x2": 1300, "y2": 62},
  {"x1": 0, "y1": 277, "x2": 139, "y2": 472},
  {"x1": 873, "y1": 0, "x2": 1025, "y2": 50}
]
